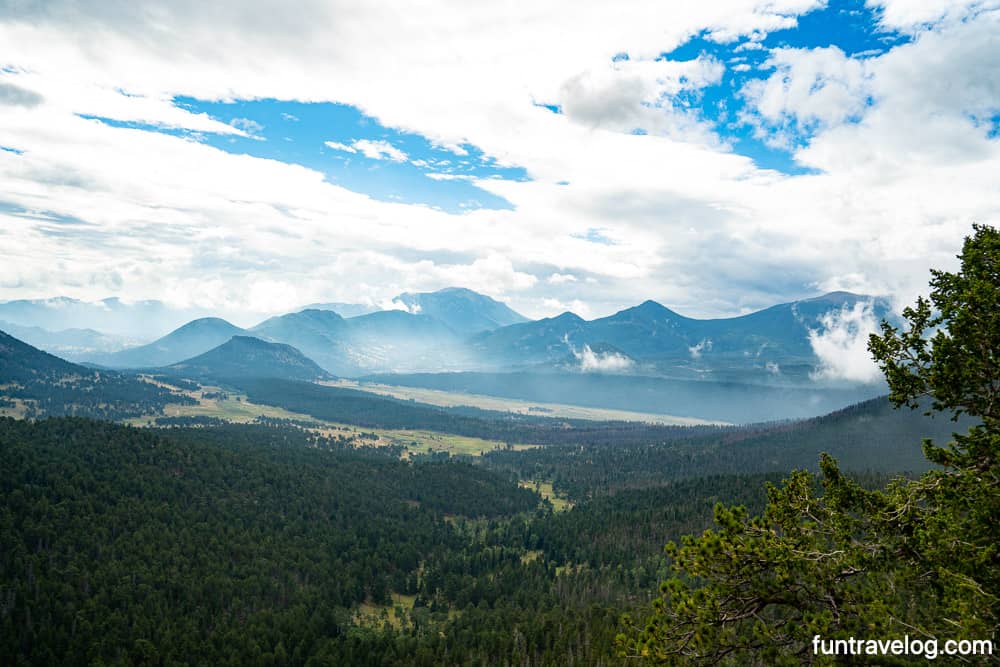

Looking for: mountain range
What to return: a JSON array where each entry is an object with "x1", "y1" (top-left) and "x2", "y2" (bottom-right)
[
  {"x1": 0, "y1": 297, "x2": 206, "y2": 340},
  {"x1": 392, "y1": 287, "x2": 528, "y2": 335},
  {"x1": 471, "y1": 291, "x2": 892, "y2": 381},
  {"x1": 3, "y1": 288, "x2": 893, "y2": 385},
  {"x1": 0, "y1": 320, "x2": 133, "y2": 361}
]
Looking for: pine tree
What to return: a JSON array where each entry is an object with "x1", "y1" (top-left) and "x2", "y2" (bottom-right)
[{"x1": 620, "y1": 224, "x2": 1000, "y2": 664}]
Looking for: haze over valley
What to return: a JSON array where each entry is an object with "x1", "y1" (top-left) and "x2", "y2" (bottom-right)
[
  {"x1": 1, "y1": 286, "x2": 889, "y2": 423},
  {"x1": 2, "y1": 1, "x2": 998, "y2": 664}
]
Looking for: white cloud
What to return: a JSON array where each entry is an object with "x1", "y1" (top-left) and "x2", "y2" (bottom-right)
[
  {"x1": 547, "y1": 272, "x2": 577, "y2": 284},
  {"x1": 324, "y1": 139, "x2": 408, "y2": 161},
  {"x1": 230, "y1": 117, "x2": 263, "y2": 136},
  {"x1": 808, "y1": 301, "x2": 882, "y2": 383},
  {"x1": 425, "y1": 172, "x2": 472, "y2": 181},
  {"x1": 559, "y1": 56, "x2": 725, "y2": 139},
  {"x1": 351, "y1": 139, "x2": 408, "y2": 162},
  {"x1": 564, "y1": 336, "x2": 634, "y2": 373},
  {"x1": 0, "y1": 0, "x2": 997, "y2": 329},
  {"x1": 324, "y1": 140, "x2": 357, "y2": 153},
  {"x1": 380, "y1": 298, "x2": 421, "y2": 313},
  {"x1": 871, "y1": 0, "x2": 1000, "y2": 32},
  {"x1": 688, "y1": 338, "x2": 713, "y2": 359},
  {"x1": 741, "y1": 46, "x2": 872, "y2": 145}
]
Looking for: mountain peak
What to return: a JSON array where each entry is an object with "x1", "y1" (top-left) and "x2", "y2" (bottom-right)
[
  {"x1": 167, "y1": 335, "x2": 330, "y2": 381},
  {"x1": 173, "y1": 317, "x2": 241, "y2": 333},
  {"x1": 802, "y1": 291, "x2": 868, "y2": 304},
  {"x1": 551, "y1": 311, "x2": 584, "y2": 323},
  {"x1": 432, "y1": 286, "x2": 477, "y2": 296},
  {"x1": 608, "y1": 299, "x2": 683, "y2": 322},
  {"x1": 391, "y1": 287, "x2": 527, "y2": 335},
  {"x1": 90, "y1": 317, "x2": 247, "y2": 368}
]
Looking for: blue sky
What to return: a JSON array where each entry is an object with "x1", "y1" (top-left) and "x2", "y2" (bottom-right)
[
  {"x1": 73, "y1": 0, "x2": 914, "y2": 207},
  {"x1": 1, "y1": 0, "x2": 998, "y2": 336},
  {"x1": 656, "y1": 0, "x2": 910, "y2": 172}
]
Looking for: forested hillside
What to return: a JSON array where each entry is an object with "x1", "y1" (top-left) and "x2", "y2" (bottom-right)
[
  {"x1": 0, "y1": 417, "x2": 898, "y2": 665},
  {"x1": 0, "y1": 330, "x2": 194, "y2": 420},
  {"x1": 483, "y1": 396, "x2": 970, "y2": 499}
]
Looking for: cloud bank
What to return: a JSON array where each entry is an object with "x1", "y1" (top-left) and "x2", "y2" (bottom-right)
[{"x1": 0, "y1": 1, "x2": 997, "y2": 322}]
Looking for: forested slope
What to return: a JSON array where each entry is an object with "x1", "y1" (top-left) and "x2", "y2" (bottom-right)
[
  {"x1": 483, "y1": 396, "x2": 966, "y2": 499},
  {"x1": 1, "y1": 417, "x2": 897, "y2": 665},
  {"x1": 0, "y1": 330, "x2": 194, "y2": 420}
]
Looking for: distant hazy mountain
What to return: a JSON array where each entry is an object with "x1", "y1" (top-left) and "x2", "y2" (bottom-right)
[
  {"x1": 298, "y1": 302, "x2": 379, "y2": 318},
  {"x1": 347, "y1": 310, "x2": 458, "y2": 339},
  {"x1": 296, "y1": 288, "x2": 526, "y2": 334},
  {"x1": 92, "y1": 318, "x2": 246, "y2": 368},
  {"x1": 0, "y1": 297, "x2": 207, "y2": 340},
  {"x1": 470, "y1": 311, "x2": 588, "y2": 366},
  {"x1": 472, "y1": 292, "x2": 893, "y2": 380},
  {"x1": 340, "y1": 310, "x2": 466, "y2": 372},
  {"x1": 21, "y1": 289, "x2": 893, "y2": 383},
  {"x1": 165, "y1": 336, "x2": 331, "y2": 382},
  {"x1": 0, "y1": 320, "x2": 133, "y2": 360},
  {"x1": 249, "y1": 308, "x2": 464, "y2": 376},
  {"x1": 250, "y1": 309, "x2": 348, "y2": 371},
  {"x1": 393, "y1": 287, "x2": 528, "y2": 335}
]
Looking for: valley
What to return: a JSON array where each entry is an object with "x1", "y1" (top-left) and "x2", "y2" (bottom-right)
[
  {"x1": 128, "y1": 377, "x2": 536, "y2": 459},
  {"x1": 322, "y1": 378, "x2": 723, "y2": 425},
  {"x1": 1, "y1": 259, "x2": 995, "y2": 665}
]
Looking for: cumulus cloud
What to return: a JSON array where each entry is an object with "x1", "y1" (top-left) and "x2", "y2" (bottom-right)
[
  {"x1": 560, "y1": 56, "x2": 724, "y2": 139},
  {"x1": 0, "y1": 1, "x2": 997, "y2": 324},
  {"x1": 808, "y1": 301, "x2": 882, "y2": 383},
  {"x1": 872, "y1": 0, "x2": 1000, "y2": 32},
  {"x1": 351, "y1": 139, "x2": 408, "y2": 162},
  {"x1": 741, "y1": 46, "x2": 872, "y2": 147}
]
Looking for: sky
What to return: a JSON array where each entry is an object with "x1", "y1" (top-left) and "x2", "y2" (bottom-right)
[{"x1": 0, "y1": 0, "x2": 998, "y2": 322}]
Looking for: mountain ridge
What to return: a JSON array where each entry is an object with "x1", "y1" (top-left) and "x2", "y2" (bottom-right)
[
  {"x1": 165, "y1": 335, "x2": 331, "y2": 382},
  {"x1": 91, "y1": 317, "x2": 247, "y2": 368}
]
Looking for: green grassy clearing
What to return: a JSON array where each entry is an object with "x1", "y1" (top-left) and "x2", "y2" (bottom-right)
[
  {"x1": 128, "y1": 380, "x2": 535, "y2": 458},
  {"x1": 519, "y1": 480, "x2": 573, "y2": 512},
  {"x1": 354, "y1": 593, "x2": 418, "y2": 630}
]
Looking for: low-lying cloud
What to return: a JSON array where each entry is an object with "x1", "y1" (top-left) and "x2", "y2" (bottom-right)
[
  {"x1": 688, "y1": 338, "x2": 712, "y2": 359},
  {"x1": 575, "y1": 344, "x2": 634, "y2": 372},
  {"x1": 808, "y1": 301, "x2": 883, "y2": 383},
  {"x1": 564, "y1": 335, "x2": 633, "y2": 373}
]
